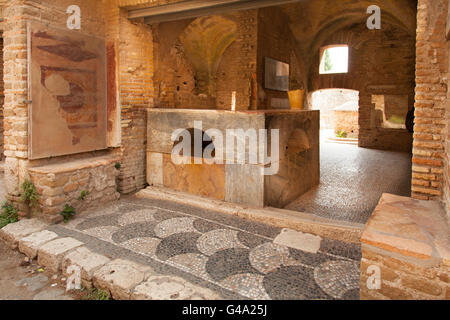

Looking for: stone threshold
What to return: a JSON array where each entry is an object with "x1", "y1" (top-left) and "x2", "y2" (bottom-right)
[{"x1": 136, "y1": 186, "x2": 364, "y2": 244}]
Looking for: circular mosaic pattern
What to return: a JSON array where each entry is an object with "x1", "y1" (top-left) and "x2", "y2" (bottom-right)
[
  {"x1": 263, "y1": 265, "x2": 330, "y2": 300},
  {"x1": 206, "y1": 248, "x2": 258, "y2": 281},
  {"x1": 118, "y1": 209, "x2": 157, "y2": 226},
  {"x1": 167, "y1": 253, "x2": 211, "y2": 280},
  {"x1": 66, "y1": 201, "x2": 362, "y2": 300},
  {"x1": 156, "y1": 232, "x2": 202, "y2": 261},
  {"x1": 111, "y1": 222, "x2": 158, "y2": 244},
  {"x1": 121, "y1": 237, "x2": 161, "y2": 257},
  {"x1": 249, "y1": 242, "x2": 291, "y2": 274},
  {"x1": 197, "y1": 229, "x2": 247, "y2": 256},
  {"x1": 314, "y1": 260, "x2": 360, "y2": 299},
  {"x1": 84, "y1": 226, "x2": 119, "y2": 242},
  {"x1": 76, "y1": 214, "x2": 119, "y2": 231},
  {"x1": 154, "y1": 217, "x2": 197, "y2": 238},
  {"x1": 221, "y1": 273, "x2": 270, "y2": 300}
]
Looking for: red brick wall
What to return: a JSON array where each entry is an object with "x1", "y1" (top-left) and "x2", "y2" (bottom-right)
[
  {"x1": 104, "y1": 1, "x2": 153, "y2": 194},
  {"x1": 413, "y1": 0, "x2": 449, "y2": 208}
]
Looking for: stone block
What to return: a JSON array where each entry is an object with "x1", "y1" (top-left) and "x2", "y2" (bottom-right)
[
  {"x1": 18, "y1": 230, "x2": 59, "y2": 259},
  {"x1": 146, "y1": 152, "x2": 163, "y2": 186},
  {"x1": 225, "y1": 163, "x2": 264, "y2": 207},
  {"x1": 93, "y1": 259, "x2": 153, "y2": 300},
  {"x1": 62, "y1": 247, "x2": 111, "y2": 288},
  {"x1": 274, "y1": 229, "x2": 321, "y2": 254},
  {"x1": 0, "y1": 219, "x2": 48, "y2": 249},
  {"x1": 37, "y1": 237, "x2": 84, "y2": 273},
  {"x1": 131, "y1": 275, "x2": 220, "y2": 300}
]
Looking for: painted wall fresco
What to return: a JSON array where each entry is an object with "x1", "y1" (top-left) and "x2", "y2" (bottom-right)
[{"x1": 28, "y1": 22, "x2": 107, "y2": 159}]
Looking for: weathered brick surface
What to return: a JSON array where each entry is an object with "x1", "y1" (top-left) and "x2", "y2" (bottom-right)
[
  {"x1": 413, "y1": 0, "x2": 449, "y2": 206},
  {"x1": 361, "y1": 249, "x2": 450, "y2": 300}
]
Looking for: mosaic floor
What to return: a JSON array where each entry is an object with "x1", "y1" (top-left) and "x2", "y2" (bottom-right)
[
  {"x1": 57, "y1": 198, "x2": 361, "y2": 300},
  {"x1": 286, "y1": 130, "x2": 412, "y2": 224}
]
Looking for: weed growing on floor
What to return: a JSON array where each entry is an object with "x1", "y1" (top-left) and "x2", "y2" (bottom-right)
[
  {"x1": 83, "y1": 287, "x2": 110, "y2": 300},
  {"x1": 60, "y1": 204, "x2": 76, "y2": 223},
  {"x1": 0, "y1": 202, "x2": 18, "y2": 229},
  {"x1": 20, "y1": 180, "x2": 39, "y2": 217},
  {"x1": 115, "y1": 162, "x2": 121, "y2": 170}
]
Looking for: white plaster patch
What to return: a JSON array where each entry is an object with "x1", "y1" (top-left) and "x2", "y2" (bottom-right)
[{"x1": 273, "y1": 229, "x2": 322, "y2": 254}]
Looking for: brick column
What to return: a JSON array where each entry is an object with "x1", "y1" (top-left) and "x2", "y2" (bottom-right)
[
  {"x1": 412, "y1": 0, "x2": 449, "y2": 202},
  {"x1": 2, "y1": 1, "x2": 29, "y2": 207}
]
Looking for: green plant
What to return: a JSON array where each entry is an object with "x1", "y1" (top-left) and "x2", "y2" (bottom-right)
[
  {"x1": 115, "y1": 162, "x2": 121, "y2": 170},
  {"x1": 20, "y1": 180, "x2": 39, "y2": 217},
  {"x1": 83, "y1": 288, "x2": 110, "y2": 301},
  {"x1": 336, "y1": 130, "x2": 348, "y2": 138},
  {"x1": 60, "y1": 204, "x2": 76, "y2": 223},
  {"x1": 78, "y1": 190, "x2": 88, "y2": 201},
  {"x1": 0, "y1": 202, "x2": 18, "y2": 229}
]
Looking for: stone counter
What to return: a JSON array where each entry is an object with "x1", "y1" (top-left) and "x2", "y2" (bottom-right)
[
  {"x1": 360, "y1": 193, "x2": 450, "y2": 300},
  {"x1": 147, "y1": 108, "x2": 320, "y2": 208}
]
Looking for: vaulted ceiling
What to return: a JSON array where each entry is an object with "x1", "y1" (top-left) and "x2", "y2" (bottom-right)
[{"x1": 279, "y1": 0, "x2": 417, "y2": 63}]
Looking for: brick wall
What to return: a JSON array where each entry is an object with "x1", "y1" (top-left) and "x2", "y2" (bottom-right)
[
  {"x1": 216, "y1": 10, "x2": 258, "y2": 110},
  {"x1": 256, "y1": 7, "x2": 303, "y2": 110},
  {"x1": 413, "y1": 0, "x2": 449, "y2": 209},
  {"x1": 0, "y1": 0, "x2": 154, "y2": 200},
  {"x1": 1, "y1": 0, "x2": 107, "y2": 203},
  {"x1": 361, "y1": 246, "x2": 450, "y2": 300},
  {"x1": 0, "y1": 36, "x2": 4, "y2": 161},
  {"x1": 309, "y1": 22, "x2": 416, "y2": 152},
  {"x1": 153, "y1": 10, "x2": 258, "y2": 111}
]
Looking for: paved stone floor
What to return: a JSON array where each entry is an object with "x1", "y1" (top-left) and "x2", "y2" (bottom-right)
[
  {"x1": 286, "y1": 131, "x2": 412, "y2": 224},
  {"x1": 50, "y1": 196, "x2": 362, "y2": 300},
  {"x1": 0, "y1": 242, "x2": 75, "y2": 300}
]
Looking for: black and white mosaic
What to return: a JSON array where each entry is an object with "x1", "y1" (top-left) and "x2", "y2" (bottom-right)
[{"x1": 63, "y1": 200, "x2": 361, "y2": 300}]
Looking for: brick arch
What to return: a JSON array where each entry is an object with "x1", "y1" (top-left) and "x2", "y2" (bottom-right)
[{"x1": 179, "y1": 16, "x2": 237, "y2": 96}]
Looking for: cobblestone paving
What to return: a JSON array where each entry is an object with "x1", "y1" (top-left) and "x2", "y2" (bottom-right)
[{"x1": 58, "y1": 197, "x2": 361, "y2": 300}]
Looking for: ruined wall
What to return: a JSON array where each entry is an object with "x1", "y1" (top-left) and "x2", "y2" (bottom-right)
[
  {"x1": 413, "y1": 0, "x2": 449, "y2": 209},
  {"x1": 309, "y1": 22, "x2": 416, "y2": 152}
]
